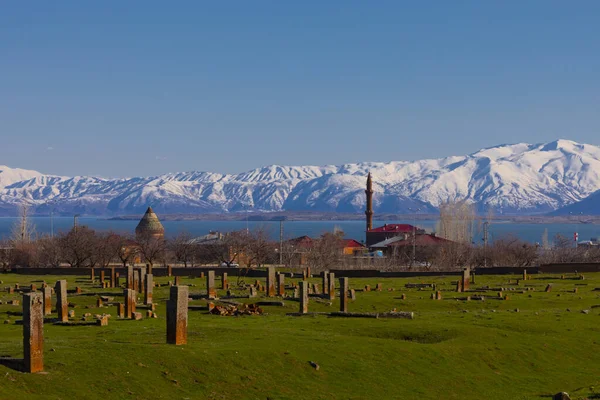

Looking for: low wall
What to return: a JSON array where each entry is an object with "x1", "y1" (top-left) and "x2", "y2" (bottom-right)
[{"x1": 4, "y1": 263, "x2": 598, "y2": 278}]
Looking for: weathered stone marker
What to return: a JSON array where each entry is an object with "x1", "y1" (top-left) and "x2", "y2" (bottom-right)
[
  {"x1": 328, "y1": 272, "x2": 336, "y2": 300},
  {"x1": 174, "y1": 276, "x2": 181, "y2": 286},
  {"x1": 222, "y1": 272, "x2": 228, "y2": 290},
  {"x1": 339, "y1": 277, "x2": 349, "y2": 312},
  {"x1": 299, "y1": 280, "x2": 309, "y2": 314},
  {"x1": 277, "y1": 273, "x2": 285, "y2": 296},
  {"x1": 322, "y1": 271, "x2": 329, "y2": 295},
  {"x1": 23, "y1": 292, "x2": 44, "y2": 373},
  {"x1": 90, "y1": 267, "x2": 95, "y2": 281},
  {"x1": 523, "y1": 269, "x2": 527, "y2": 281},
  {"x1": 207, "y1": 270, "x2": 216, "y2": 299},
  {"x1": 100, "y1": 270, "x2": 105, "y2": 285},
  {"x1": 266, "y1": 267, "x2": 276, "y2": 297},
  {"x1": 139, "y1": 269, "x2": 147, "y2": 294},
  {"x1": 456, "y1": 279, "x2": 462, "y2": 293},
  {"x1": 462, "y1": 267, "x2": 471, "y2": 291},
  {"x1": 110, "y1": 267, "x2": 116, "y2": 288},
  {"x1": 545, "y1": 284, "x2": 552, "y2": 292},
  {"x1": 144, "y1": 274, "x2": 153, "y2": 305},
  {"x1": 249, "y1": 286, "x2": 257, "y2": 298},
  {"x1": 55, "y1": 280, "x2": 68, "y2": 322},
  {"x1": 127, "y1": 265, "x2": 134, "y2": 290},
  {"x1": 349, "y1": 289, "x2": 356, "y2": 300},
  {"x1": 42, "y1": 287, "x2": 52, "y2": 316},
  {"x1": 167, "y1": 265, "x2": 172, "y2": 277},
  {"x1": 146, "y1": 263, "x2": 152, "y2": 275},
  {"x1": 124, "y1": 289, "x2": 136, "y2": 319},
  {"x1": 166, "y1": 286, "x2": 189, "y2": 345},
  {"x1": 117, "y1": 303, "x2": 124, "y2": 318}
]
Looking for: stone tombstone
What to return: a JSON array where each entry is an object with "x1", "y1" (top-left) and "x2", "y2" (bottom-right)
[
  {"x1": 456, "y1": 279, "x2": 462, "y2": 293},
  {"x1": 42, "y1": 287, "x2": 52, "y2": 316},
  {"x1": 144, "y1": 274, "x2": 153, "y2": 305},
  {"x1": 249, "y1": 286, "x2": 257, "y2": 298},
  {"x1": 97, "y1": 298, "x2": 103, "y2": 308},
  {"x1": 30, "y1": 284, "x2": 37, "y2": 291},
  {"x1": 545, "y1": 284, "x2": 552, "y2": 292},
  {"x1": 23, "y1": 292, "x2": 44, "y2": 373},
  {"x1": 90, "y1": 267, "x2": 95, "y2": 281},
  {"x1": 293, "y1": 287, "x2": 299, "y2": 298},
  {"x1": 266, "y1": 267, "x2": 276, "y2": 297},
  {"x1": 302, "y1": 269, "x2": 307, "y2": 281},
  {"x1": 313, "y1": 283, "x2": 321, "y2": 295},
  {"x1": 321, "y1": 271, "x2": 329, "y2": 295},
  {"x1": 166, "y1": 285, "x2": 189, "y2": 345},
  {"x1": 117, "y1": 303, "x2": 125, "y2": 318},
  {"x1": 110, "y1": 267, "x2": 116, "y2": 288},
  {"x1": 174, "y1": 276, "x2": 181, "y2": 286},
  {"x1": 306, "y1": 267, "x2": 311, "y2": 278},
  {"x1": 523, "y1": 269, "x2": 527, "y2": 281},
  {"x1": 115, "y1": 273, "x2": 120, "y2": 288},
  {"x1": 167, "y1": 265, "x2": 172, "y2": 277},
  {"x1": 207, "y1": 271, "x2": 216, "y2": 299},
  {"x1": 146, "y1": 263, "x2": 152, "y2": 275},
  {"x1": 299, "y1": 280, "x2": 309, "y2": 314},
  {"x1": 349, "y1": 289, "x2": 356, "y2": 300},
  {"x1": 462, "y1": 267, "x2": 470, "y2": 291},
  {"x1": 127, "y1": 265, "x2": 134, "y2": 290},
  {"x1": 375, "y1": 283, "x2": 383, "y2": 291},
  {"x1": 124, "y1": 289, "x2": 136, "y2": 319},
  {"x1": 364, "y1": 285, "x2": 371, "y2": 292},
  {"x1": 138, "y1": 268, "x2": 146, "y2": 294},
  {"x1": 277, "y1": 273, "x2": 285, "y2": 296},
  {"x1": 328, "y1": 272, "x2": 335, "y2": 300},
  {"x1": 222, "y1": 272, "x2": 229, "y2": 290},
  {"x1": 436, "y1": 291, "x2": 442, "y2": 300},
  {"x1": 55, "y1": 280, "x2": 68, "y2": 322},
  {"x1": 339, "y1": 277, "x2": 349, "y2": 313},
  {"x1": 200, "y1": 271, "x2": 205, "y2": 279}
]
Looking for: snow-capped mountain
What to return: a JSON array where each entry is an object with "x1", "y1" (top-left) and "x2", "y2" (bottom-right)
[{"x1": 1, "y1": 139, "x2": 600, "y2": 216}]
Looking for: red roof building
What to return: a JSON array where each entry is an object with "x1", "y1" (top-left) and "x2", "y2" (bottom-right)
[{"x1": 366, "y1": 223, "x2": 425, "y2": 247}]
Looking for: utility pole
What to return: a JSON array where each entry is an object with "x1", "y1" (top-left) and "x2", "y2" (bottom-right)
[
  {"x1": 279, "y1": 219, "x2": 284, "y2": 266},
  {"x1": 73, "y1": 214, "x2": 80, "y2": 233},
  {"x1": 409, "y1": 207, "x2": 420, "y2": 267},
  {"x1": 483, "y1": 221, "x2": 489, "y2": 268},
  {"x1": 50, "y1": 209, "x2": 54, "y2": 238}
]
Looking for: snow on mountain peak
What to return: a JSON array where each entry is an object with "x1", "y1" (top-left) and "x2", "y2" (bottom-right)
[{"x1": 1, "y1": 140, "x2": 600, "y2": 215}]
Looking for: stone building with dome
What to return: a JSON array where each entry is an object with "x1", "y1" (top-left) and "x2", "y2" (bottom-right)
[{"x1": 135, "y1": 207, "x2": 165, "y2": 239}]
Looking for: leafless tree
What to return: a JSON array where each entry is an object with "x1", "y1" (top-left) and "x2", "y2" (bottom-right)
[
  {"x1": 136, "y1": 231, "x2": 166, "y2": 268},
  {"x1": 437, "y1": 201, "x2": 476, "y2": 244},
  {"x1": 306, "y1": 231, "x2": 345, "y2": 272},
  {"x1": 92, "y1": 232, "x2": 121, "y2": 268},
  {"x1": 115, "y1": 233, "x2": 138, "y2": 267},
  {"x1": 169, "y1": 231, "x2": 195, "y2": 267},
  {"x1": 59, "y1": 226, "x2": 97, "y2": 268},
  {"x1": 37, "y1": 235, "x2": 62, "y2": 267}
]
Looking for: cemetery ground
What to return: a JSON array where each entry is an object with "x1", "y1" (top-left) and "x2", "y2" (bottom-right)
[{"x1": 1, "y1": 272, "x2": 600, "y2": 400}]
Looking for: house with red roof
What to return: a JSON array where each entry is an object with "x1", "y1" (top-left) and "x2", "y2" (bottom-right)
[{"x1": 366, "y1": 223, "x2": 426, "y2": 247}]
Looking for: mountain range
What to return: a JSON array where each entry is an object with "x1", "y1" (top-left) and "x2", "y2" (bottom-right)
[{"x1": 1, "y1": 139, "x2": 599, "y2": 217}]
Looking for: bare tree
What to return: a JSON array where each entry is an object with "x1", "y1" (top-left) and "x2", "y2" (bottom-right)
[
  {"x1": 306, "y1": 231, "x2": 345, "y2": 272},
  {"x1": 92, "y1": 232, "x2": 121, "y2": 268},
  {"x1": 10, "y1": 203, "x2": 36, "y2": 245},
  {"x1": 136, "y1": 231, "x2": 166, "y2": 268},
  {"x1": 115, "y1": 233, "x2": 138, "y2": 267},
  {"x1": 169, "y1": 231, "x2": 195, "y2": 267},
  {"x1": 37, "y1": 235, "x2": 62, "y2": 267},
  {"x1": 437, "y1": 201, "x2": 476, "y2": 244},
  {"x1": 59, "y1": 226, "x2": 97, "y2": 268}
]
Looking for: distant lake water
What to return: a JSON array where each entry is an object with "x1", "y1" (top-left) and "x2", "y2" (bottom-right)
[{"x1": 0, "y1": 217, "x2": 595, "y2": 245}]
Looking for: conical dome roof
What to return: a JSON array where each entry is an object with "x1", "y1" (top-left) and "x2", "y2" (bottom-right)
[{"x1": 135, "y1": 207, "x2": 165, "y2": 237}]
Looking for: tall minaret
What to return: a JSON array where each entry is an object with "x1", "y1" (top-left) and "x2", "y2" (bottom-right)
[{"x1": 365, "y1": 172, "x2": 373, "y2": 232}]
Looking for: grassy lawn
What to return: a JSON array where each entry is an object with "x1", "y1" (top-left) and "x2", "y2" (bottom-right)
[{"x1": 1, "y1": 271, "x2": 600, "y2": 399}]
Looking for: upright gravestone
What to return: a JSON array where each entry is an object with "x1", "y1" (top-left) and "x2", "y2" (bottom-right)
[
  {"x1": 55, "y1": 280, "x2": 68, "y2": 322},
  {"x1": 174, "y1": 276, "x2": 181, "y2": 286},
  {"x1": 139, "y1": 269, "x2": 146, "y2": 295},
  {"x1": 339, "y1": 277, "x2": 349, "y2": 312},
  {"x1": 110, "y1": 267, "x2": 116, "y2": 288},
  {"x1": 124, "y1": 289, "x2": 136, "y2": 319},
  {"x1": 277, "y1": 273, "x2": 285, "y2": 296},
  {"x1": 127, "y1": 266, "x2": 134, "y2": 290},
  {"x1": 456, "y1": 279, "x2": 462, "y2": 293},
  {"x1": 167, "y1": 265, "x2": 172, "y2": 277},
  {"x1": 266, "y1": 267, "x2": 276, "y2": 297},
  {"x1": 115, "y1": 272, "x2": 120, "y2": 288},
  {"x1": 100, "y1": 270, "x2": 105, "y2": 285},
  {"x1": 299, "y1": 280, "x2": 309, "y2": 314},
  {"x1": 328, "y1": 272, "x2": 336, "y2": 300},
  {"x1": 462, "y1": 267, "x2": 471, "y2": 291},
  {"x1": 207, "y1": 271, "x2": 216, "y2": 299},
  {"x1": 523, "y1": 269, "x2": 527, "y2": 281},
  {"x1": 222, "y1": 272, "x2": 228, "y2": 290},
  {"x1": 146, "y1": 263, "x2": 152, "y2": 275},
  {"x1": 167, "y1": 286, "x2": 189, "y2": 345},
  {"x1": 42, "y1": 287, "x2": 52, "y2": 316},
  {"x1": 144, "y1": 274, "x2": 153, "y2": 305},
  {"x1": 23, "y1": 292, "x2": 44, "y2": 373},
  {"x1": 90, "y1": 267, "x2": 95, "y2": 281},
  {"x1": 322, "y1": 271, "x2": 329, "y2": 295}
]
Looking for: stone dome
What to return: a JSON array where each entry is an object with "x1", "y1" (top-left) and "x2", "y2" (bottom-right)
[{"x1": 135, "y1": 207, "x2": 165, "y2": 238}]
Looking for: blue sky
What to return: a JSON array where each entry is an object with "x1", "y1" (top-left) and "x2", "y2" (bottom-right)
[{"x1": 1, "y1": 1, "x2": 599, "y2": 177}]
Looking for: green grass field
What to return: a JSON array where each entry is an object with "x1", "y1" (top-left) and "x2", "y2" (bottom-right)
[{"x1": 1, "y1": 271, "x2": 599, "y2": 400}]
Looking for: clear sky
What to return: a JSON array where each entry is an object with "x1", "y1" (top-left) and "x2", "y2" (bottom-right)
[{"x1": 1, "y1": 1, "x2": 599, "y2": 178}]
